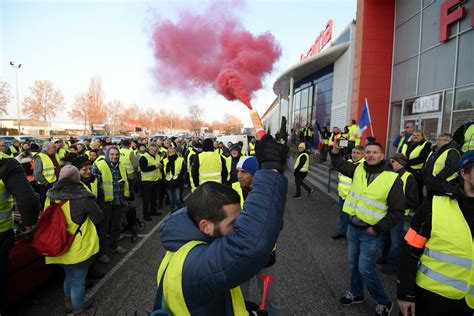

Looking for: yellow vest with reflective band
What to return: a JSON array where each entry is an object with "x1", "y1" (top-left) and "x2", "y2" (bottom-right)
[
  {"x1": 241, "y1": 148, "x2": 248, "y2": 156},
  {"x1": 249, "y1": 143, "x2": 256, "y2": 156},
  {"x1": 38, "y1": 152, "x2": 59, "y2": 183},
  {"x1": 462, "y1": 124, "x2": 474, "y2": 153},
  {"x1": 428, "y1": 148, "x2": 459, "y2": 182},
  {"x1": 9, "y1": 145, "x2": 18, "y2": 155},
  {"x1": 45, "y1": 198, "x2": 99, "y2": 265},
  {"x1": 141, "y1": 152, "x2": 161, "y2": 182},
  {"x1": 159, "y1": 147, "x2": 168, "y2": 156},
  {"x1": 415, "y1": 196, "x2": 474, "y2": 308},
  {"x1": 0, "y1": 158, "x2": 14, "y2": 232},
  {"x1": 163, "y1": 157, "x2": 184, "y2": 181},
  {"x1": 338, "y1": 158, "x2": 365, "y2": 200},
  {"x1": 57, "y1": 148, "x2": 67, "y2": 160},
  {"x1": 401, "y1": 141, "x2": 428, "y2": 170},
  {"x1": 343, "y1": 164, "x2": 398, "y2": 225},
  {"x1": 294, "y1": 152, "x2": 310, "y2": 172},
  {"x1": 304, "y1": 127, "x2": 314, "y2": 137},
  {"x1": 95, "y1": 159, "x2": 130, "y2": 202},
  {"x1": 81, "y1": 178, "x2": 98, "y2": 198},
  {"x1": 348, "y1": 124, "x2": 360, "y2": 146},
  {"x1": 156, "y1": 240, "x2": 247, "y2": 315},
  {"x1": 232, "y1": 182, "x2": 244, "y2": 208},
  {"x1": 397, "y1": 135, "x2": 412, "y2": 153},
  {"x1": 119, "y1": 147, "x2": 135, "y2": 176},
  {"x1": 400, "y1": 171, "x2": 412, "y2": 216},
  {"x1": 198, "y1": 151, "x2": 222, "y2": 184}
]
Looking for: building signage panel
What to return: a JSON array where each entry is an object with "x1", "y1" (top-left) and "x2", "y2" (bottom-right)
[
  {"x1": 413, "y1": 94, "x2": 441, "y2": 113},
  {"x1": 300, "y1": 20, "x2": 334, "y2": 60},
  {"x1": 439, "y1": 0, "x2": 474, "y2": 42}
]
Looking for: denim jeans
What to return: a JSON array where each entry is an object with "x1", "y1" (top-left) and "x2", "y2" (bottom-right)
[
  {"x1": 167, "y1": 187, "x2": 182, "y2": 212},
  {"x1": 63, "y1": 263, "x2": 91, "y2": 311},
  {"x1": 336, "y1": 197, "x2": 349, "y2": 236},
  {"x1": 347, "y1": 225, "x2": 390, "y2": 305},
  {"x1": 241, "y1": 265, "x2": 280, "y2": 316},
  {"x1": 383, "y1": 216, "x2": 406, "y2": 268}
]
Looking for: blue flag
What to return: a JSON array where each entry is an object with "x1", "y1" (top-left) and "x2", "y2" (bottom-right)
[{"x1": 357, "y1": 99, "x2": 372, "y2": 136}]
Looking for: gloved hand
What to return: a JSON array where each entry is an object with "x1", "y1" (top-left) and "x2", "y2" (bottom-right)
[
  {"x1": 245, "y1": 301, "x2": 268, "y2": 316},
  {"x1": 255, "y1": 134, "x2": 288, "y2": 173}
]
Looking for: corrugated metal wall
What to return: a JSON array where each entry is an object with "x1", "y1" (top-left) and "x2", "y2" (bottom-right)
[{"x1": 330, "y1": 48, "x2": 350, "y2": 129}]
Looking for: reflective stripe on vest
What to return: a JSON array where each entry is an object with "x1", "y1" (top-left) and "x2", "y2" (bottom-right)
[
  {"x1": 415, "y1": 196, "x2": 474, "y2": 308},
  {"x1": 400, "y1": 171, "x2": 411, "y2": 216},
  {"x1": 156, "y1": 240, "x2": 247, "y2": 315},
  {"x1": 38, "y1": 152, "x2": 59, "y2": 183},
  {"x1": 198, "y1": 152, "x2": 222, "y2": 184},
  {"x1": 343, "y1": 164, "x2": 398, "y2": 225},
  {"x1": 45, "y1": 198, "x2": 99, "y2": 265},
  {"x1": 0, "y1": 177, "x2": 13, "y2": 233},
  {"x1": 462, "y1": 124, "x2": 474, "y2": 153},
  {"x1": 141, "y1": 152, "x2": 161, "y2": 182},
  {"x1": 163, "y1": 157, "x2": 184, "y2": 181},
  {"x1": 57, "y1": 148, "x2": 67, "y2": 160},
  {"x1": 338, "y1": 158, "x2": 364, "y2": 200},
  {"x1": 294, "y1": 152, "x2": 310, "y2": 172},
  {"x1": 95, "y1": 160, "x2": 130, "y2": 202},
  {"x1": 9, "y1": 145, "x2": 18, "y2": 154},
  {"x1": 249, "y1": 143, "x2": 256, "y2": 155},
  {"x1": 120, "y1": 147, "x2": 135, "y2": 176},
  {"x1": 232, "y1": 182, "x2": 244, "y2": 208},
  {"x1": 401, "y1": 141, "x2": 428, "y2": 170},
  {"x1": 431, "y1": 148, "x2": 459, "y2": 182}
]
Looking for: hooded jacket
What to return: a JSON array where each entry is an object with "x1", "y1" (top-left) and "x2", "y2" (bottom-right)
[{"x1": 154, "y1": 169, "x2": 287, "y2": 315}]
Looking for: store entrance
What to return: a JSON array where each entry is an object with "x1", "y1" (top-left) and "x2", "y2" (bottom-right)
[{"x1": 403, "y1": 115, "x2": 441, "y2": 143}]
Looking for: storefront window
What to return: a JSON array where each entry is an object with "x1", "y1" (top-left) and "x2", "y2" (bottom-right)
[
  {"x1": 442, "y1": 90, "x2": 453, "y2": 132},
  {"x1": 293, "y1": 91, "x2": 301, "y2": 111},
  {"x1": 452, "y1": 111, "x2": 474, "y2": 132},
  {"x1": 454, "y1": 85, "x2": 474, "y2": 111},
  {"x1": 403, "y1": 93, "x2": 442, "y2": 116}
]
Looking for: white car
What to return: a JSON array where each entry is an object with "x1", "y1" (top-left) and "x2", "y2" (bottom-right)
[{"x1": 216, "y1": 135, "x2": 249, "y2": 153}]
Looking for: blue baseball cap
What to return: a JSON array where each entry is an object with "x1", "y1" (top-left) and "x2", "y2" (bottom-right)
[
  {"x1": 236, "y1": 156, "x2": 259, "y2": 176},
  {"x1": 459, "y1": 150, "x2": 474, "y2": 171}
]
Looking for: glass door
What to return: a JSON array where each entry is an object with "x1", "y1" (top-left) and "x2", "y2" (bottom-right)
[{"x1": 402, "y1": 115, "x2": 441, "y2": 144}]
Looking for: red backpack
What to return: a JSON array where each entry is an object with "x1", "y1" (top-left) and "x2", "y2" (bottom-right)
[{"x1": 33, "y1": 199, "x2": 85, "y2": 257}]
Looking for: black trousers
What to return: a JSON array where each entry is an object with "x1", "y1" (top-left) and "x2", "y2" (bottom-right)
[
  {"x1": 141, "y1": 181, "x2": 158, "y2": 217},
  {"x1": 98, "y1": 203, "x2": 123, "y2": 254},
  {"x1": 414, "y1": 286, "x2": 472, "y2": 315},
  {"x1": 0, "y1": 230, "x2": 14, "y2": 316},
  {"x1": 295, "y1": 174, "x2": 311, "y2": 197}
]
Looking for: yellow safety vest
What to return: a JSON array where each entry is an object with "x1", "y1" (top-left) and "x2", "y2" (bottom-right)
[
  {"x1": 9, "y1": 145, "x2": 18, "y2": 155},
  {"x1": 427, "y1": 148, "x2": 459, "y2": 182},
  {"x1": 241, "y1": 148, "x2": 248, "y2": 156},
  {"x1": 402, "y1": 141, "x2": 428, "y2": 170},
  {"x1": 462, "y1": 124, "x2": 474, "y2": 153},
  {"x1": 304, "y1": 127, "x2": 314, "y2": 138},
  {"x1": 119, "y1": 147, "x2": 135, "y2": 176},
  {"x1": 159, "y1": 147, "x2": 168, "y2": 156},
  {"x1": 397, "y1": 135, "x2": 412, "y2": 153},
  {"x1": 198, "y1": 152, "x2": 222, "y2": 184},
  {"x1": 45, "y1": 198, "x2": 99, "y2": 265},
  {"x1": 343, "y1": 164, "x2": 398, "y2": 225},
  {"x1": 95, "y1": 159, "x2": 130, "y2": 202},
  {"x1": 338, "y1": 158, "x2": 365, "y2": 200},
  {"x1": 294, "y1": 152, "x2": 310, "y2": 173},
  {"x1": 141, "y1": 152, "x2": 161, "y2": 182},
  {"x1": 249, "y1": 143, "x2": 256, "y2": 156},
  {"x1": 156, "y1": 240, "x2": 247, "y2": 315},
  {"x1": 348, "y1": 124, "x2": 360, "y2": 146},
  {"x1": 0, "y1": 155, "x2": 14, "y2": 232},
  {"x1": 81, "y1": 178, "x2": 98, "y2": 197},
  {"x1": 415, "y1": 196, "x2": 474, "y2": 308},
  {"x1": 38, "y1": 152, "x2": 59, "y2": 184},
  {"x1": 232, "y1": 182, "x2": 244, "y2": 208},
  {"x1": 163, "y1": 157, "x2": 184, "y2": 181},
  {"x1": 400, "y1": 171, "x2": 412, "y2": 216}
]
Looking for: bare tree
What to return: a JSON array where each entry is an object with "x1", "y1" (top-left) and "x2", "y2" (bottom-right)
[
  {"x1": 188, "y1": 104, "x2": 204, "y2": 134},
  {"x1": 107, "y1": 100, "x2": 125, "y2": 134},
  {"x1": 22, "y1": 80, "x2": 64, "y2": 122},
  {"x1": 223, "y1": 114, "x2": 244, "y2": 135},
  {"x1": 69, "y1": 92, "x2": 89, "y2": 135},
  {"x1": 0, "y1": 81, "x2": 11, "y2": 115},
  {"x1": 87, "y1": 77, "x2": 107, "y2": 128}
]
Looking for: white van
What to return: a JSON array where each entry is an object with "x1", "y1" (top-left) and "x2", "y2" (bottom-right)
[{"x1": 216, "y1": 135, "x2": 249, "y2": 153}]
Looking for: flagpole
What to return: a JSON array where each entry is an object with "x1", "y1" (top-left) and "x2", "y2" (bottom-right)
[{"x1": 365, "y1": 97, "x2": 375, "y2": 137}]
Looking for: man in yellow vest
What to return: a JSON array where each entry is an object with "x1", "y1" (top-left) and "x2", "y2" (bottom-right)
[
  {"x1": 333, "y1": 145, "x2": 365, "y2": 240},
  {"x1": 191, "y1": 138, "x2": 228, "y2": 188},
  {"x1": 331, "y1": 141, "x2": 405, "y2": 316},
  {"x1": 249, "y1": 137, "x2": 256, "y2": 156},
  {"x1": 186, "y1": 141, "x2": 202, "y2": 192},
  {"x1": 397, "y1": 150, "x2": 474, "y2": 315},
  {"x1": 303, "y1": 123, "x2": 314, "y2": 153},
  {"x1": 163, "y1": 147, "x2": 186, "y2": 212},
  {"x1": 422, "y1": 133, "x2": 460, "y2": 200},
  {"x1": 152, "y1": 135, "x2": 288, "y2": 315},
  {"x1": 453, "y1": 121, "x2": 474, "y2": 154},
  {"x1": 0, "y1": 151, "x2": 39, "y2": 315},
  {"x1": 92, "y1": 146, "x2": 130, "y2": 264},
  {"x1": 348, "y1": 120, "x2": 360, "y2": 147},
  {"x1": 293, "y1": 143, "x2": 314, "y2": 199},
  {"x1": 8, "y1": 139, "x2": 21, "y2": 157},
  {"x1": 394, "y1": 122, "x2": 415, "y2": 153},
  {"x1": 34, "y1": 141, "x2": 61, "y2": 209},
  {"x1": 138, "y1": 144, "x2": 162, "y2": 221}
]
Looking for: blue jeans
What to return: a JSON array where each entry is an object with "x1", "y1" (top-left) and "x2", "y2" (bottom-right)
[
  {"x1": 167, "y1": 187, "x2": 182, "y2": 212},
  {"x1": 384, "y1": 216, "x2": 406, "y2": 268},
  {"x1": 63, "y1": 263, "x2": 91, "y2": 311},
  {"x1": 347, "y1": 225, "x2": 390, "y2": 305},
  {"x1": 336, "y1": 197, "x2": 349, "y2": 236}
]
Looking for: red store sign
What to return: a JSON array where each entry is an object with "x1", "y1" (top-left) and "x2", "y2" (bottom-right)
[
  {"x1": 440, "y1": 0, "x2": 474, "y2": 42},
  {"x1": 300, "y1": 20, "x2": 334, "y2": 61}
]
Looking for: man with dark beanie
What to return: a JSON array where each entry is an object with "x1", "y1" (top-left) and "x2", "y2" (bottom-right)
[{"x1": 191, "y1": 138, "x2": 228, "y2": 187}]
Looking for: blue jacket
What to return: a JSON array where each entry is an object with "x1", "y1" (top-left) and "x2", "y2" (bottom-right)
[{"x1": 154, "y1": 169, "x2": 288, "y2": 315}]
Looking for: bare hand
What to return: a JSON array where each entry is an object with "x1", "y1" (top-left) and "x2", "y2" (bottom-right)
[
  {"x1": 331, "y1": 141, "x2": 341, "y2": 154},
  {"x1": 398, "y1": 300, "x2": 415, "y2": 316},
  {"x1": 366, "y1": 227, "x2": 377, "y2": 235}
]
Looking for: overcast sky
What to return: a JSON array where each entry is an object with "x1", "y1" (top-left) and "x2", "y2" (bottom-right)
[{"x1": 1, "y1": 0, "x2": 356, "y2": 127}]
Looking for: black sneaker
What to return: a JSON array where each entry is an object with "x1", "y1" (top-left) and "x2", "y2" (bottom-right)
[
  {"x1": 374, "y1": 302, "x2": 392, "y2": 316},
  {"x1": 339, "y1": 291, "x2": 364, "y2": 305}
]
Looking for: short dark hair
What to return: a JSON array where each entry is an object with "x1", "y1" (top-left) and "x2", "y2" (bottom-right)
[
  {"x1": 122, "y1": 139, "x2": 131, "y2": 146},
  {"x1": 187, "y1": 182, "x2": 241, "y2": 225},
  {"x1": 365, "y1": 142, "x2": 383, "y2": 151}
]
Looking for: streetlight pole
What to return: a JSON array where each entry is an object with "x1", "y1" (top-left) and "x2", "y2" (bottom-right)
[{"x1": 9, "y1": 61, "x2": 21, "y2": 135}]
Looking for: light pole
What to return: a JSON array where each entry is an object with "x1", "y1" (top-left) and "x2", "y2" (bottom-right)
[{"x1": 9, "y1": 61, "x2": 21, "y2": 135}]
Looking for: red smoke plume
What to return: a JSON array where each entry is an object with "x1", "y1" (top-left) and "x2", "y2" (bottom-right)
[{"x1": 151, "y1": 2, "x2": 281, "y2": 110}]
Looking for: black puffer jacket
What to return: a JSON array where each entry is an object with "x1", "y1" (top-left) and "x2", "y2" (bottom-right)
[{"x1": 422, "y1": 141, "x2": 460, "y2": 194}]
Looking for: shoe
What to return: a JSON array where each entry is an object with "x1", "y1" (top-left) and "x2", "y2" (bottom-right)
[
  {"x1": 332, "y1": 234, "x2": 346, "y2": 240},
  {"x1": 144, "y1": 216, "x2": 152, "y2": 222},
  {"x1": 374, "y1": 302, "x2": 392, "y2": 316},
  {"x1": 113, "y1": 246, "x2": 128, "y2": 254},
  {"x1": 339, "y1": 291, "x2": 364, "y2": 305},
  {"x1": 150, "y1": 211, "x2": 162, "y2": 216},
  {"x1": 379, "y1": 264, "x2": 397, "y2": 275},
  {"x1": 292, "y1": 195, "x2": 302, "y2": 200},
  {"x1": 99, "y1": 255, "x2": 110, "y2": 264}
]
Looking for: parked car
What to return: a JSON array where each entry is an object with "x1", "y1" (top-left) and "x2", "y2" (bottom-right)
[
  {"x1": 216, "y1": 135, "x2": 249, "y2": 152},
  {"x1": 112, "y1": 136, "x2": 132, "y2": 144},
  {"x1": 17, "y1": 136, "x2": 45, "y2": 146},
  {"x1": 0, "y1": 136, "x2": 19, "y2": 147},
  {"x1": 150, "y1": 134, "x2": 168, "y2": 142}
]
